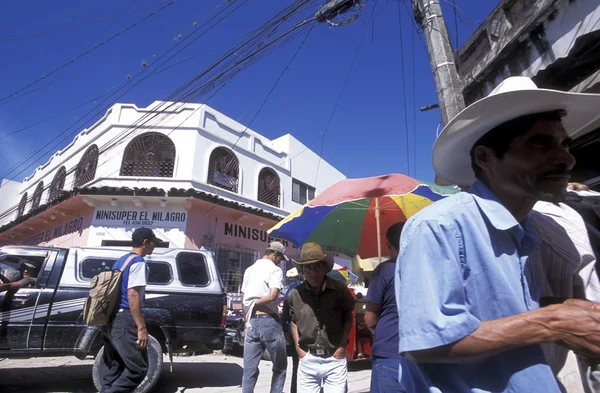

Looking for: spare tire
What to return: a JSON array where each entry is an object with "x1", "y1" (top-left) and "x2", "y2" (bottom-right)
[{"x1": 92, "y1": 335, "x2": 163, "y2": 393}]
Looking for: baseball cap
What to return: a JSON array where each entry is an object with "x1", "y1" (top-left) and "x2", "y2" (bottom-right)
[
  {"x1": 267, "y1": 241, "x2": 288, "y2": 261},
  {"x1": 132, "y1": 227, "x2": 159, "y2": 245}
]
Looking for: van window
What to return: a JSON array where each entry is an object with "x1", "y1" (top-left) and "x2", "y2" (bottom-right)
[
  {"x1": 176, "y1": 252, "x2": 210, "y2": 287},
  {"x1": 80, "y1": 258, "x2": 173, "y2": 285}
]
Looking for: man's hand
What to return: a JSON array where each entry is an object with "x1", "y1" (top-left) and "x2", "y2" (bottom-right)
[
  {"x1": 333, "y1": 346, "x2": 346, "y2": 359},
  {"x1": 137, "y1": 326, "x2": 149, "y2": 348},
  {"x1": 296, "y1": 345, "x2": 307, "y2": 359},
  {"x1": 568, "y1": 182, "x2": 590, "y2": 191},
  {"x1": 545, "y1": 302, "x2": 600, "y2": 357}
]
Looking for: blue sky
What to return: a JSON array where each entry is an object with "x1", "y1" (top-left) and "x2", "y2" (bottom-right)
[{"x1": 0, "y1": 0, "x2": 497, "y2": 184}]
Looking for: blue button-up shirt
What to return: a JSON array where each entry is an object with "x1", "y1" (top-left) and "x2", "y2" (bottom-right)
[{"x1": 395, "y1": 180, "x2": 563, "y2": 393}]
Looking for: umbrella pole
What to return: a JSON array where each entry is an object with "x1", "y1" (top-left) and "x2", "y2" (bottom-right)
[{"x1": 375, "y1": 197, "x2": 382, "y2": 263}]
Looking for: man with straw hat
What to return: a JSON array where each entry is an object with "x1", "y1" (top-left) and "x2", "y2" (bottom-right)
[
  {"x1": 394, "y1": 76, "x2": 600, "y2": 392},
  {"x1": 288, "y1": 242, "x2": 355, "y2": 393}
]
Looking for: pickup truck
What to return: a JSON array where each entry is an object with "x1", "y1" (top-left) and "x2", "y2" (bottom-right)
[{"x1": 0, "y1": 245, "x2": 227, "y2": 393}]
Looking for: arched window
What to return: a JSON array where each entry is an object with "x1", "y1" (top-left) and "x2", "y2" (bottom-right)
[
  {"x1": 75, "y1": 144, "x2": 99, "y2": 188},
  {"x1": 31, "y1": 182, "x2": 44, "y2": 210},
  {"x1": 120, "y1": 133, "x2": 175, "y2": 177},
  {"x1": 258, "y1": 168, "x2": 280, "y2": 207},
  {"x1": 49, "y1": 166, "x2": 66, "y2": 201},
  {"x1": 207, "y1": 147, "x2": 239, "y2": 193},
  {"x1": 17, "y1": 193, "x2": 27, "y2": 218}
]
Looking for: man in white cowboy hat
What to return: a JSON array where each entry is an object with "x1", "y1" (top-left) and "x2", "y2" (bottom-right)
[
  {"x1": 288, "y1": 242, "x2": 355, "y2": 393},
  {"x1": 394, "y1": 76, "x2": 600, "y2": 392},
  {"x1": 241, "y1": 241, "x2": 288, "y2": 393}
]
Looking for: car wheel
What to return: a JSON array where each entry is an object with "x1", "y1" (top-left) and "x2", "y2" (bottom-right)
[{"x1": 92, "y1": 334, "x2": 163, "y2": 393}]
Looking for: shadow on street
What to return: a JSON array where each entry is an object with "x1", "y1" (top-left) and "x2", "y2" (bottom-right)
[{"x1": 0, "y1": 361, "x2": 244, "y2": 393}]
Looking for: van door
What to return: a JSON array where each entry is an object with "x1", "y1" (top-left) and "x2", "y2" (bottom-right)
[{"x1": 0, "y1": 248, "x2": 55, "y2": 351}]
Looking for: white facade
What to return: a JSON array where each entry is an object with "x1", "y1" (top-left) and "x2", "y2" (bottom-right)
[{"x1": 0, "y1": 101, "x2": 346, "y2": 230}]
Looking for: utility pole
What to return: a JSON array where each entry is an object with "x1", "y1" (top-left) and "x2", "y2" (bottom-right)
[{"x1": 412, "y1": 0, "x2": 465, "y2": 185}]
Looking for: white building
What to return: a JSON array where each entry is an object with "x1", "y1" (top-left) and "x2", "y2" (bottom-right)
[{"x1": 0, "y1": 101, "x2": 346, "y2": 292}]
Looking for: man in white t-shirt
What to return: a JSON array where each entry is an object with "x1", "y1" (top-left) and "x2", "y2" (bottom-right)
[{"x1": 241, "y1": 241, "x2": 287, "y2": 393}]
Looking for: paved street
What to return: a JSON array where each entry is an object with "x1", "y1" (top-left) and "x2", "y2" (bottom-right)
[{"x1": 0, "y1": 353, "x2": 372, "y2": 393}]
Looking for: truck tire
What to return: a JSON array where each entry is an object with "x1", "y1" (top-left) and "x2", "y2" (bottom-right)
[{"x1": 92, "y1": 335, "x2": 163, "y2": 393}]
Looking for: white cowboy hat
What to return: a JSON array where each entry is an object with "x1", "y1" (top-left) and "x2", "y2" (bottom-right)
[{"x1": 433, "y1": 76, "x2": 600, "y2": 186}]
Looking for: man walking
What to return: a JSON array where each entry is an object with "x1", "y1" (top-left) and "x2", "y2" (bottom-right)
[
  {"x1": 241, "y1": 241, "x2": 288, "y2": 393},
  {"x1": 288, "y1": 242, "x2": 355, "y2": 393},
  {"x1": 395, "y1": 76, "x2": 600, "y2": 392},
  {"x1": 99, "y1": 227, "x2": 158, "y2": 393},
  {"x1": 365, "y1": 222, "x2": 405, "y2": 392}
]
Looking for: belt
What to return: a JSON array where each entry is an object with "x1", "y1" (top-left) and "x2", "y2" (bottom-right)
[
  {"x1": 251, "y1": 313, "x2": 278, "y2": 319},
  {"x1": 307, "y1": 348, "x2": 333, "y2": 358}
]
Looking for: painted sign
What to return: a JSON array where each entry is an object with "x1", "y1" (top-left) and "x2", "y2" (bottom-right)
[
  {"x1": 223, "y1": 222, "x2": 290, "y2": 246},
  {"x1": 92, "y1": 208, "x2": 187, "y2": 228},
  {"x1": 222, "y1": 222, "x2": 340, "y2": 256},
  {"x1": 22, "y1": 217, "x2": 84, "y2": 245}
]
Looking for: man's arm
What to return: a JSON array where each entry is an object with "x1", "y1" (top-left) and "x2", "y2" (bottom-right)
[
  {"x1": 255, "y1": 288, "x2": 280, "y2": 306},
  {"x1": 364, "y1": 302, "x2": 381, "y2": 329},
  {"x1": 291, "y1": 321, "x2": 306, "y2": 358},
  {"x1": 398, "y1": 218, "x2": 600, "y2": 364},
  {"x1": 333, "y1": 287, "x2": 356, "y2": 359},
  {"x1": 127, "y1": 260, "x2": 148, "y2": 348},
  {"x1": 128, "y1": 287, "x2": 148, "y2": 348},
  {"x1": 407, "y1": 299, "x2": 600, "y2": 363}
]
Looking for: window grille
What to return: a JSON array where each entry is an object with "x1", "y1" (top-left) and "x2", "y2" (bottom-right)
[
  {"x1": 258, "y1": 168, "x2": 280, "y2": 207},
  {"x1": 207, "y1": 147, "x2": 239, "y2": 192},
  {"x1": 74, "y1": 144, "x2": 99, "y2": 187},
  {"x1": 120, "y1": 133, "x2": 175, "y2": 177}
]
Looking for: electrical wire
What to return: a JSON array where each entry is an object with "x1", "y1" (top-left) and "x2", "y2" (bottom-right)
[
  {"x1": 396, "y1": 0, "x2": 411, "y2": 177},
  {"x1": 229, "y1": 25, "x2": 315, "y2": 152},
  {"x1": 314, "y1": 8, "x2": 371, "y2": 184},
  {"x1": 411, "y1": 9, "x2": 417, "y2": 178},
  {"x1": 0, "y1": 0, "x2": 172, "y2": 44},
  {"x1": 451, "y1": 0, "x2": 459, "y2": 50},
  {"x1": 0, "y1": 1, "x2": 319, "y2": 220},
  {"x1": 0, "y1": 0, "x2": 143, "y2": 139},
  {"x1": 0, "y1": 0, "x2": 177, "y2": 105},
  {"x1": 0, "y1": 0, "x2": 244, "y2": 182}
]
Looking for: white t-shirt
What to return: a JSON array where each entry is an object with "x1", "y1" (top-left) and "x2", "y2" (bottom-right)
[{"x1": 241, "y1": 259, "x2": 283, "y2": 321}]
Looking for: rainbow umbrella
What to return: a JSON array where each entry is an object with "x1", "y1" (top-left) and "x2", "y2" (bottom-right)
[{"x1": 268, "y1": 174, "x2": 458, "y2": 261}]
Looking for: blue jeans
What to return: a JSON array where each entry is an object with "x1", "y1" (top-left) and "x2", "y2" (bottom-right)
[
  {"x1": 370, "y1": 356, "x2": 405, "y2": 393},
  {"x1": 242, "y1": 316, "x2": 287, "y2": 393}
]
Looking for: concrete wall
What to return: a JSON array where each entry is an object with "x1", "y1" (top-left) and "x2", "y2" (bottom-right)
[
  {"x1": 0, "y1": 101, "x2": 346, "y2": 229},
  {"x1": 458, "y1": 0, "x2": 600, "y2": 103}
]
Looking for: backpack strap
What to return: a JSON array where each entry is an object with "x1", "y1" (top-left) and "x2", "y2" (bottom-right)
[{"x1": 119, "y1": 254, "x2": 138, "y2": 272}]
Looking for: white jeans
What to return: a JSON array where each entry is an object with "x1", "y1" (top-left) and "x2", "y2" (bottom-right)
[{"x1": 297, "y1": 352, "x2": 348, "y2": 393}]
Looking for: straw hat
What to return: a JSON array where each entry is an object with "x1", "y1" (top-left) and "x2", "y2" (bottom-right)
[
  {"x1": 294, "y1": 242, "x2": 334, "y2": 272},
  {"x1": 433, "y1": 76, "x2": 600, "y2": 186}
]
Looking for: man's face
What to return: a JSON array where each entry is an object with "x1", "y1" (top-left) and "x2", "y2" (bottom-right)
[
  {"x1": 302, "y1": 261, "x2": 326, "y2": 285},
  {"x1": 22, "y1": 268, "x2": 32, "y2": 278},
  {"x1": 143, "y1": 239, "x2": 156, "y2": 256},
  {"x1": 477, "y1": 119, "x2": 575, "y2": 203}
]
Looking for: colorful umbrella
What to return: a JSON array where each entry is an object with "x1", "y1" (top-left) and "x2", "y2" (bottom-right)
[{"x1": 268, "y1": 174, "x2": 458, "y2": 261}]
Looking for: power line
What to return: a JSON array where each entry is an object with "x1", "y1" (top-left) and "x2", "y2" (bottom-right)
[
  {"x1": 0, "y1": 0, "x2": 172, "y2": 44},
  {"x1": 0, "y1": 0, "x2": 315, "y2": 215},
  {"x1": 0, "y1": 0, "x2": 143, "y2": 139},
  {"x1": 230, "y1": 24, "x2": 315, "y2": 152},
  {"x1": 396, "y1": 0, "x2": 411, "y2": 177},
  {"x1": 451, "y1": 0, "x2": 459, "y2": 49},
  {"x1": 411, "y1": 8, "x2": 417, "y2": 178},
  {"x1": 0, "y1": 0, "x2": 243, "y2": 182},
  {"x1": 314, "y1": 11, "x2": 371, "y2": 184},
  {"x1": 0, "y1": 0, "x2": 177, "y2": 105}
]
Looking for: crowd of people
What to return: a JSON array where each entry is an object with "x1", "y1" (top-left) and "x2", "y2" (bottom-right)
[
  {"x1": 240, "y1": 76, "x2": 600, "y2": 393},
  {"x1": 87, "y1": 75, "x2": 600, "y2": 393}
]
